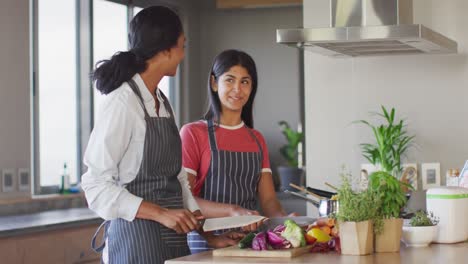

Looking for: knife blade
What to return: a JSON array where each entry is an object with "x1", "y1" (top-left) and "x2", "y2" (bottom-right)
[{"x1": 202, "y1": 215, "x2": 267, "y2": 232}]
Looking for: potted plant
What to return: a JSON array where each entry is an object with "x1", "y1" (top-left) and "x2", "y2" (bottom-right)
[
  {"x1": 335, "y1": 170, "x2": 382, "y2": 255},
  {"x1": 355, "y1": 106, "x2": 415, "y2": 177},
  {"x1": 401, "y1": 210, "x2": 439, "y2": 247},
  {"x1": 277, "y1": 121, "x2": 304, "y2": 191},
  {"x1": 356, "y1": 106, "x2": 415, "y2": 252},
  {"x1": 368, "y1": 171, "x2": 410, "y2": 252}
]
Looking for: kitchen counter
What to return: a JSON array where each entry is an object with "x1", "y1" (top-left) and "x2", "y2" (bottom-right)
[
  {"x1": 0, "y1": 207, "x2": 101, "y2": 238},
  {"x1": 165, "y1": 242, "x2": 468, "y2": 264}
]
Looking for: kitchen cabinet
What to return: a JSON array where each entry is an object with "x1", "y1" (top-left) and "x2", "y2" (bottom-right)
[
  {"x1": 216, "y1": 0, "x2": 301, "y2": 9},
  {"x1": 0, "y1": 223, "x2": 101, "y2": 264}
]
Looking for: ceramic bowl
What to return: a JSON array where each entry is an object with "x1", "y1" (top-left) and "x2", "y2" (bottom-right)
[{"x1": 401, "y1": 225, "x2": 437, "y2": 247}]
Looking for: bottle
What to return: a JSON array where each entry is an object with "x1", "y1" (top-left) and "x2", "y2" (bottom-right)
[{"x1": 60, "y1": 162, "x2": 71, "y2": 194}]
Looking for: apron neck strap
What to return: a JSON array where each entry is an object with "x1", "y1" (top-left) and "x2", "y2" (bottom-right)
[
  {"x1": 158, "y1": 90, "x2": 175, "y2": 120},
  {"x1": 206, "y1": 119, "x2": 263, "y2": 160},
  {"x1": 127, "y1": 79, "x2": 150, "y2": 119},
  {"x1": 127, "y1": 79, "x2": 175, "y2": 121},
  {"x1": 207, "y1": 119, "x2": 218, "y2": 152}
]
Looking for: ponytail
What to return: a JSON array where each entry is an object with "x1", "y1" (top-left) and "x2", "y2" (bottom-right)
[
  {"x1": 93, "y1": 51, "x2": 146, "y2": 95},
  {"x1": 93, "y1": 6, "x2": 182, "y2": 95}
]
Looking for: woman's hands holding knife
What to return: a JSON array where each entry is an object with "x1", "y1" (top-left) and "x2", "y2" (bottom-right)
[{"x1": 137, "y1": 201, "x2": 205, "y2": 234}]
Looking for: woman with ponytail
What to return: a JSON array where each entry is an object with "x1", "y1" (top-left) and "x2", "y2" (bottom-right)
[
  {"x1": 81, "y1": 6, "x2": 203, "y2": 264},
  {"x1": 180, "y1": 50, "x2": 292, "y2": 253}
]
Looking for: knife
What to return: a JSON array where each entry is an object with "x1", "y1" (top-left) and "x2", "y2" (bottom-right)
[{"x1": 202, "y1": 215, "x2": 267, "y2": 232}]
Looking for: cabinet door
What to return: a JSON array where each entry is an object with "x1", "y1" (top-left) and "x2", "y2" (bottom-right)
[
  {"x1": 0, "y1": 224, "x2": 101, "y2": 264},
  {"x1": 17, "y1": 231, "x2": 66, "y2": 264},
  {"x1": 0, "y1": 238, "x2": 21, "y2": 263},
  {"x1": 63, "y1": 224, "x2": 101, "y2": 263}
]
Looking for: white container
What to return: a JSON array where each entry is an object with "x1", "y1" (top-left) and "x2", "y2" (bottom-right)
[
  {"x1": 401, "y1": 225, "x2": 437, "y2": 247},
  {"x1": 426, "y1": 187, "x2": 468, "y2": 243}
]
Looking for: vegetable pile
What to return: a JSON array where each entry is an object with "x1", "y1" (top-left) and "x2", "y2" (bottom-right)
[
  {"x1": 306, "y1": 218, "x2": 341, "y2": 253},
  {"x1": 237, "y1": 218, "x2": 341, "y2": 254}
]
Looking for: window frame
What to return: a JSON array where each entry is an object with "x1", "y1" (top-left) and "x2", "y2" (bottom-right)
[{"x1": 31, "y1": 0, "x2": 182, "y2": 195}]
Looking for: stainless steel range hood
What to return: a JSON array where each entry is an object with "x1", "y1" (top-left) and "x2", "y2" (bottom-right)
[{"x1": 276, "y1": 0, "x2": 458, "y2": 57}]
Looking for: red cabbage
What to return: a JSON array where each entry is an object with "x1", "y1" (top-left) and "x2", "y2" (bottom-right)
[
  {"x1": 252, "y1": 232, "x2": 268, "y2": 251},
  {"x1": 266, "y1": 230, "x2": 291, "y2": 249},
  {"x1": 273, "y1": 224, "x2": 285, "y2": 233}
]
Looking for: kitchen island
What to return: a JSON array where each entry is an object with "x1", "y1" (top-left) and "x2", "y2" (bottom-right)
[{"x1": 166, "y1": 242, "x2": 467, "y2": 264}]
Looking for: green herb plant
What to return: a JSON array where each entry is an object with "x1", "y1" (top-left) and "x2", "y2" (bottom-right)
[
  {"x1": 409, "y1": 211, "x2": 439, "y2": 227},
  {"x1": 355, "y1": 106, "x2": 415, "y2": 178},
  {"x1": 335, "y1": 168, "x2": 383, "y2": 234},
  {"x1": 278, "y1": 121, "x2": 304, "y2": 167},
  {"x1": 368, "y1": 171, "x2": 411, "y2": 219}
]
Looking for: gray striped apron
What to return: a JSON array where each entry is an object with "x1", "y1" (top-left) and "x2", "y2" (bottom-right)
[
  {"x1": 91, "y1": 79, "x2": 190, "y2": 264},
  {"x1": 187, "y1": 119, "x2": 263, "y2": 253}
]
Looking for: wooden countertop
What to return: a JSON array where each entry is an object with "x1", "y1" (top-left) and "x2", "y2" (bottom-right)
[{"x1": 166, "y1": 242, "x2": 468, "y2": 264}]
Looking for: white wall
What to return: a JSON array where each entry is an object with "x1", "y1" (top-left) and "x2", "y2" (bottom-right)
[
  {"x1": 0, "y1": 0, "x2": 30, "y2": 196},
  {"x1": 303, "y1": 0, "x2": 468, "y2": 214}
]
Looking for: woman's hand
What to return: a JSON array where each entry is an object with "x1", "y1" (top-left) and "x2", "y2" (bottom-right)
[
  {"x1": 229, "y1": 205, "x2": 263, "y2": 231},
  {"x1": 137, "y1": 201, "x2": 200, "y2": 234},
  {"x1": 155, "y1": 208, "x2": 200, "y2": 234},
  {"x1": 192, "y1": 209, "x2": 205, "y2": 230},
  {"x1": 206, "y1": 231, "x2": 245, "y2": 248}
]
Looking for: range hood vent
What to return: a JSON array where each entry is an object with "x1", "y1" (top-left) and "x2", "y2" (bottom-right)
[{"x1": 277, "y1": 0, "x2": 457, "y2": 57}]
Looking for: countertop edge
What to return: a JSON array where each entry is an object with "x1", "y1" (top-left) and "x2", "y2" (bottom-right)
[{"x1": 0, "y1": 208, "x2": 102, "y2": 238}]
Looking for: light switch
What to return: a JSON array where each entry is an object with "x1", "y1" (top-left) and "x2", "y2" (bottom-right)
[
  {"x1": 18, "y1": 168, "x2": 30, "y2": 192},
  {"x1": 2, "y1": 169, "x2": 16, "y2": 192}
]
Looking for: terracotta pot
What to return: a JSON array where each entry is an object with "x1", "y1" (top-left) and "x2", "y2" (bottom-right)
[
  {"x1": 375, "y1": 218, "x2": 403, "y2": 252},
  {"x1": 339, "y1": 220, "x2": 374, "y2": 255}
]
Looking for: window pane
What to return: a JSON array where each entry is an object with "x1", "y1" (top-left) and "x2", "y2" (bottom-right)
[
  {"x1": 94, "y1": 3, "x2": 172, "y2": 118},
  {"x1": 159, "y1": 76, "x2": 170, "y2": 99},
  {"x1": 93, "y1": 0, "x2": 128, "y2": 121},
  {"x1": 133, "y1": 6, "x2": 143, "y2": 16},
  {"x1": 38, "y1": 0, "x2": 77, "y2": 186}
]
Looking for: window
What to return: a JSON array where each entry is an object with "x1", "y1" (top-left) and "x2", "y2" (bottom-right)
[
  {"x1": 93, "y1": 3, "x2": 173, "y2": 120},
  {"x1": 93, "y1": 0, "x2": 128, "y2": 121},
  {"x1": 33, "y1": 0, "x2": 181, "y2": 194},
  {"x1": 36, "y1": 0, "x2": 78, "y2": 187}
]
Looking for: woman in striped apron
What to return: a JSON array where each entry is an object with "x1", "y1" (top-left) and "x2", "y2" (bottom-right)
[
  {"x1": 81, "y1": 6, "x2": 201, "y2": 264},
  {"x1": 180, "y1": 50, "x2": 291, "y2": 253}
]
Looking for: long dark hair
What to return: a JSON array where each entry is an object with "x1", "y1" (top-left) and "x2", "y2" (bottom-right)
[
  {"x1": 93, "y1": 6, "x2": 183, "y2": 94},
  {"x1": 204, "y1": 50, "x2": 258, "y2": 128}
]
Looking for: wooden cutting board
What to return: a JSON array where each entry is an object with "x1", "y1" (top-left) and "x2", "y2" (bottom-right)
[{"x1": 212, "y1": 245, "x2": 313, "y2": 258}]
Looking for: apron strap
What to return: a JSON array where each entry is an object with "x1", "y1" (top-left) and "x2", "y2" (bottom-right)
[
  {"x1": 127, "y1": 79, "x2": 151, "y2": 120},
  {"x1": 158, "y1": 90, "x2": 175, "y2": 121},
  {"x1": 91, "y1": 220, "x2": 109, "y2": 253},
  {"x1": 245, "y1": 126, "x2": 264, "y2": 165},
  {"x1": 207, "y1": 119, "x2": 219, "y2": 152},
  {"x1": 128, "y1": 79, "x2": 176, "y2": 122}
]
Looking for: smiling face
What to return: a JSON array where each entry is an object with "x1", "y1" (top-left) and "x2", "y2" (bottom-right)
[{"x1": 212, "y1": 65, "x2": 252, "y2": 114}]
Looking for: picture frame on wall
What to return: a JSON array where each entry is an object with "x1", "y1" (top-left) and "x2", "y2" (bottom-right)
[
  {"x1": 421, "y1": 163, "x2": 441, "y2": 190},
  {"x1": 401, "y1": 163, "x2": 418, "y2": 191},
  {"x1": 459, "y1": 160, "x2": 468, "y2": 188}
]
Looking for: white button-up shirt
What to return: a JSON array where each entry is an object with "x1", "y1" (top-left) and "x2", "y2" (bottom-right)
[{"x1": 81, "y1": 74, "x2": 199, "y2": 222}]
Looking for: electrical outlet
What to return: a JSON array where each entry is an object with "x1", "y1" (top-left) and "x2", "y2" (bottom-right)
[
  {"x1": 2, "y1": 169, "x2": 16, "y2": 193},
  {"x1": 18, "y1": 168, "x2": 30, "y2": 192}
]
